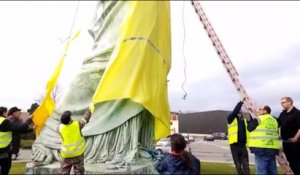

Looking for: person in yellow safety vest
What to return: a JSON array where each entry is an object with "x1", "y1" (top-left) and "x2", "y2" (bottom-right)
[
  {"x1": 247, "y1": 105, "x2": 279, "y2": 175},
  {"x1": 57, "y1": 109, "x2": 92, "y2": 175},
  {"x1": 0, "y1": 106, "x2": 32, "y2": 175},
  {"x1": 227, "y1": 101, "x2": 250, "y2": 175}
]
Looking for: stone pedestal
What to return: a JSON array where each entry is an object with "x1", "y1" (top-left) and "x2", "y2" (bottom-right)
[{"x1": 26, "y1": 161, "x2": 159, "y2": 174}]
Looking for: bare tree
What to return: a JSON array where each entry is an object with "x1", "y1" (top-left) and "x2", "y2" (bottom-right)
[{"x1": 34, "y1": 83, "x2": 63, "y2": 105}]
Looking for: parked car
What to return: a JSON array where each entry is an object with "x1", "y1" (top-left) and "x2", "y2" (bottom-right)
[
  {"x1": 156, "y1": 138, "x2": 171, "y2": 154},
  {"x1": 203, "y1": 135, "x2": 214, "y2": 141},
  {"x1": 212, "y1": 132, "x2": 227, "y2": 140},
  {"x1": 156, "y1": 136, "x2": 191, "y2": 154},
  {"x1": 182, "y1": 133, "x2": 195, "y2": 142}
]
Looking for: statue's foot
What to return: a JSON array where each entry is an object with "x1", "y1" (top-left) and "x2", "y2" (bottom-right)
[
  {"x1": 139, "y1": 149, "x2": 152, "y2": 159},
  {"x1": 32, "y1": 143, "x2": 54, "y2": 164},
  {"x1": 96, "y1": 158, "x2": 109, "y2": 164},
  {"x1": 124, "y1": 150, "x2": 138, "y2": 164},
  {"x1": 105, "y1": 156, "x2": 125, "y2": 165},
  {"x1": 85, "y1": 156, "x2": 109, "y2": 164}
]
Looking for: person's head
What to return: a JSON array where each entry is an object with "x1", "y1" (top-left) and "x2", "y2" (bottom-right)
[
  {"x1": 7, "y1": 107, "x2": 22, "y2": 118},
  {"x1": 170, "y1": 133, "x2": 187, "y2": 153},
  {"x1": 280, "y1": 97, "x2": 294, "y2": 111},
  {"x1": 170, "y1": 133, "x2": 194, "y2": 171},
  {"x1": 60, "y1": 111, "x2": 72, "y2": 124},
  {"x1": 0, "y1": 106, "x2": 8, "y2": 117},
  {"x1": 258, "y1": 105, "x2": 271, "y2": 115}
]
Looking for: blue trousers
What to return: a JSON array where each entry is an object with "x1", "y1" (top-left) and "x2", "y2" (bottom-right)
[{"x1": 254, "y1": 154, "x2": 278, "y2": 175}]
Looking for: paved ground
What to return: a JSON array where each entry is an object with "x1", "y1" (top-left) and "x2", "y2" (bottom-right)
[
  {"x1": 189, "y1": 139, "x2": 255, "y2": 164},
  {"x1": 16, "y1": 138, "x2": 255, "y2": 164},
  {"x1": 13, "y1": 148, "x2": 31, "y2": 163}
]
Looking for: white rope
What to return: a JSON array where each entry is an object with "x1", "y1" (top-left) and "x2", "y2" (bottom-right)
[
  {"x1": 59, "y1": 1, "x2": 80, "y2": 43},
  {"x1": 181, "y1": 1, "x2": 188, "y2": 100},
  {"x1": 68, "y1": 1, "x2": 80, "y2": 39}
]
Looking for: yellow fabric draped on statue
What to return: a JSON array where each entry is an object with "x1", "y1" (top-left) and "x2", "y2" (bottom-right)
[{"x1": 91, "y1": 1, "x2": 171, "y2": 141}]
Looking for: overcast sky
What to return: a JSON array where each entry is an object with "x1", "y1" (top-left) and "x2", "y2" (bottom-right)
[{"x1": 0, "y1": 1, "x2": 300, "y2": 115}]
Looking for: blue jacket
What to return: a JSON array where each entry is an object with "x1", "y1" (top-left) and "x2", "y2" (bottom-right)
[{"x1": 155, "y1": 152, "x2": 200, "y2": 175}]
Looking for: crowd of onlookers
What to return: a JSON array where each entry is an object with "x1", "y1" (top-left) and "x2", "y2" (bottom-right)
[
  {"x1": 227, "y1": 96, "x2": 300, "y2": 175},
  {"x1": 0, "y1": 106, "x2": 33, "y2": 175},
  {"x1": 2, "y1": 96, "x2": 299, "y2": 175}
]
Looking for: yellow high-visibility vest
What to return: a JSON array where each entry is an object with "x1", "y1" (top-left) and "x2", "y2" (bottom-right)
[
  {"x1": 59, "y1": 121, "x2": 86, "y2": 158},
  {"x1": 227, "y1": 118, "x2": 250, "y2": 147},
  {"x1": 0, "y1": 116, "x2": 12, "y2": 149},
  {"x1": 249, "y1": 114, "x2": 279, "y2": 149}
]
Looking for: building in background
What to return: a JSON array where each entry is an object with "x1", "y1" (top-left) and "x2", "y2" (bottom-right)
[
  {"x1": 179, "y1": 110, "x2": 231, "y2": 134},
  {"x1": 170, "y1": 112, "x2": 179, "y2": 134}
]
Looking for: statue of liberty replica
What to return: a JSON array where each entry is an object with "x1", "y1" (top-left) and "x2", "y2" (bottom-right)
[{"x1": 28, "y1": 1, "x2": 171, "y2": 174}]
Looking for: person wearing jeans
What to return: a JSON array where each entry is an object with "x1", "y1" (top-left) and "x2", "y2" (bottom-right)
[
  {"x1": 247, "y1": 105, "x2": 279, "y2": 175},
  {"x1": 254, "y1": 151, "x2": 277, "y2": 175}
]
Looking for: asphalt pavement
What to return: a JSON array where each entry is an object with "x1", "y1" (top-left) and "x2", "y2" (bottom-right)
[
  {"x1": 13, "y1": 148, "x2": 31, "y2": 163},
  {"x1": 189, "y1": 139, "x2": 255, "y2": 164},
  {"x1": 17, "y1": 138, "x2": 254, "y2": 164}
]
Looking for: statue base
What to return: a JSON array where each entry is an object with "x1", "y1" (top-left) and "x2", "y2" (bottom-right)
[{"x1": 25, "y1": 160, "x2": 159, "y2": 174}]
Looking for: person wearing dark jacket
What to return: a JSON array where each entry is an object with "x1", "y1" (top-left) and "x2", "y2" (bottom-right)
[
  {"x1": 155, "y1": 133, "x2": 200, "y2": 175},
  {"x1": 0, "y1": 106, "x2": 32, "y2": 175},
  {"x1": 7, "y1": 106, "x2": 33, "y2": 160},
  {"x1": 277, "y1": 97, "x2": 300, "y2": 175},
  {"x1": 227, "y1": 101, "x2": 250, "y2": 175}
]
